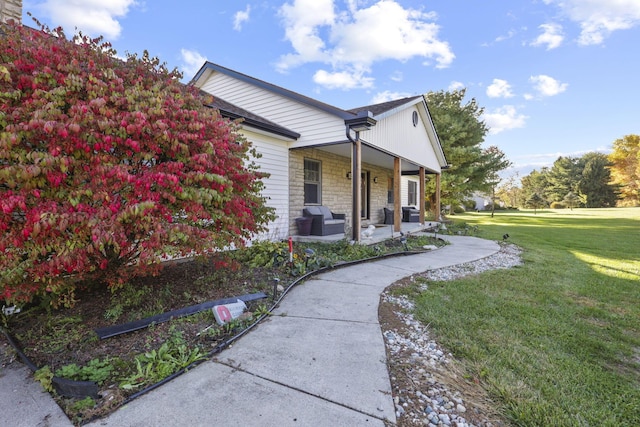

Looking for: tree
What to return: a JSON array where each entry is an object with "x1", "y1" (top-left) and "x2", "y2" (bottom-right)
[
  {"x1": 546, "y1": 156, "x2": 581, "y2": 203},
  {"x1": 496, "y1": 172, "x2": 521, "y2": 208},
  {"x1": 563, "y1": 192, "x2": 580, "y2": 210},
  {"x1": 478, "y1": 146, "x2": 512, "y2": 217},
  {"x1": 525, "y1": 193, "x2": 545, "y2": 214},
  {"x1": 577, "y1": 152, "x2": 618, "y2": 207},
  {"x1": 0, "y1": 22, "x2": 274, "y2": 305},
  {"x1": 608, "y1": 134, "x2": 639, "y2": 206},
  {"x1": 424, "y1": 89, "x2": 490, "y2": 209},
  {"x1": 520, "y1": 168, "x2": 550, "y2": 207}
]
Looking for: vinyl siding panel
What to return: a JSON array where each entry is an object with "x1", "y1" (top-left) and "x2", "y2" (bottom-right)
[
  {"x1": 364, "y1": 106, "x2": 441, "y2": 172},
  {"x1": 200, "y1": 73, "x2": 345, "y2": 147},
  {"x1": 401, "y1": 176, "x2": 420, "y2": 208},
  {"x1": 243, "y1": 129, "x2": 290, "y2": 240}
]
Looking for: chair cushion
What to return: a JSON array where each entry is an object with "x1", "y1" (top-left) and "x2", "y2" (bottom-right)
[
  {"x1": 305, "y1": 206, "x2": 322, "y2": 216},
  {"x1": 318, "y1": 206, "x2": 333, "y2": 220},
  {"x1": 324, "y1": 219, "x2": 345, "y2": 225}
]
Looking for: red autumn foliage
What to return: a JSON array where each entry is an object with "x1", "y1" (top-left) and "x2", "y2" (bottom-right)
[{"x1": 0, "y1": 21, "x2": 274, "y2": 305}]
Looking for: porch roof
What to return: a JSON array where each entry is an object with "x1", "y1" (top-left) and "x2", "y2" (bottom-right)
[{"x1": 292, "y1": 140, "x2": 437, "y2": 175}]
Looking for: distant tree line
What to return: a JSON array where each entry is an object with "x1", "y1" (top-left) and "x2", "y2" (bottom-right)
[{"x1": 495, "y1": 134, "x2": 639, "y2": 209}]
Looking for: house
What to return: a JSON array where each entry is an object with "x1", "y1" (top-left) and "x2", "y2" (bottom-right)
[{"x1": 191, "y1": 62, "x2": 448, "y2": 242}]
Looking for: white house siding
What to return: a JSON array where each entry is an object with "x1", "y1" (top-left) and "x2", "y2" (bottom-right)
[
  {"x1": 242, "y1": 128, "x2": 290, "y2": 241},
  {"x1": 199, "y1": 72, "x2": 346, "y2": 147},
  {"x1": 365, "y1": 106, "x2": 442, "y2": 173},
  {"x1": 401, "y1": 176, "x2": 420, "y2": 208}
]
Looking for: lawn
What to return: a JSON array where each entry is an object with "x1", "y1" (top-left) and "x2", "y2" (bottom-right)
[{"x1": 412, "y1": 208, "x2": 640, "y2": 426}]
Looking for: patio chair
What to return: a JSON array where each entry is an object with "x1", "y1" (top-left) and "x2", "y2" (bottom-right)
[
  {"x1": 402, "y1": 206, "x2": 420, "y2": 222},
  {"x1": 302, "y1": 206, "x2": 346, "y2": 236}
]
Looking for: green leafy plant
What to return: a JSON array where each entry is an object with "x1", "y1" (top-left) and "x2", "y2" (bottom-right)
[
  {"x1": 34, "y1": 366, "x2": 54, "y2": 393},
  {"x1": 55, "y1": 358, "x2": 114, "y2": 385},
  {"x1": 70, "y1": 397, "x2": 96, "y2": 412},
  {"x1": 253, "y1": 303, "x2": 271, "y2": 318},
  {"x1": 120, "y1": 331, "x2": 205, "y2": 390}
]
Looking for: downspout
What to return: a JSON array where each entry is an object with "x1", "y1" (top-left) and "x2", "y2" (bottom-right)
[{"x1": 346, "y1": 126, "x2": 361, "y2": 242}]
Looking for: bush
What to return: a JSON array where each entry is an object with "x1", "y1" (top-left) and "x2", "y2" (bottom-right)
[
  {"x1": 0, "y1": 22, "x2": 274, "y2": 305},
  {"x1": 550, "y1": 201, "x2": 567, "y2": 209},
  {"x1": 462, "y1": 199, "x2": 476, "y2": 210}
]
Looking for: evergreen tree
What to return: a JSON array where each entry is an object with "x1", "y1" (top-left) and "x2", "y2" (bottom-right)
[
  {"x1": 577, "y1": 153, "x2": 618, "y2": 207},
  {"x1": 547, "y1": 156, "x2": 581, "y2": 202},
  {"x1": 525, "y1": 193, "x2": 545, "y2": 214},
  {"x1": 424, "y1": 89, "x2": 490, "y2": 209},
  {"x1": 520, "y1": 168, "x2": 550, "y2": 206},
  {"x1": 563, "y1": 192, "x2": 581, "y2": 210}
]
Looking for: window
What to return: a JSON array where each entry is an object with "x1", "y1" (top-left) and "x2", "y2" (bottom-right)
[
  {"x1": 304, "y1": 159, "x2": 321, "y2": 205},
  {"x1": 408, "y1": 180, "x2": 417, "y2": 206},
  {"x1": 387, "y1": 177, "x2": 394, "y2": 204}
]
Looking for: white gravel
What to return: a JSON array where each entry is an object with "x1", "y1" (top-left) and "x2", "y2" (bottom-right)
[{"x1": 381, "y1": 242, "x2": 523, "y2": 426}]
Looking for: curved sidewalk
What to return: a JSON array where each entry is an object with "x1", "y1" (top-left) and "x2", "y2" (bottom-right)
[
  {"x1": 0, "y1": 236, "x2": 499, "y2": 427},
  {"x1": 86, "y1": 235, "x2": 499, "y2": 426}
]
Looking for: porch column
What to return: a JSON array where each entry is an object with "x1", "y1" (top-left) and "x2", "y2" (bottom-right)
[
  {"x1": 393, "y1": 157, "x2": 401, "y2": 232},
  {"x1": 434, "y1": 173, "x2": 441, "y2": 221},
  {"x1": 352, "y1": 135, "x2": 362, "y2": 242},
  {"x1": 419, "y1": 167, "x2": 426, "y2": 223}
]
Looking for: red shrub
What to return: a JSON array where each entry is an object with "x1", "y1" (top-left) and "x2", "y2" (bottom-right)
[{"x1": 0, "y1": 22, "x2": 274, "y2": 305}]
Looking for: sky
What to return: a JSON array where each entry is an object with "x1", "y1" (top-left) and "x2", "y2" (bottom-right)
[{"x1": 21, "y1": 0, "x2": 640, "y2": 180}]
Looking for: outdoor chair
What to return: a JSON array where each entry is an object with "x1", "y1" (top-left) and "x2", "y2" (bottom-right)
[
  {"x1": 383, "y1": 207, "x2": 394, "y2": 224},
  {"x1": 302, "y1": 206, "x2": 346, "y2": 236},
  {"x1": 402, "y1": 206, "x2": 420, "y2": 222}
]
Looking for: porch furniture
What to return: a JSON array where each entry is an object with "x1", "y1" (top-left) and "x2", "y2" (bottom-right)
[
  {"x1": 302, "y1": 206, "x2": 346, "y2": 236},
  {"x1": 402, "y1": 206, "x2": 420, "y2": 223},
  {"x1": 383, "y1": 207, "x2": 394, "y2": 225}
]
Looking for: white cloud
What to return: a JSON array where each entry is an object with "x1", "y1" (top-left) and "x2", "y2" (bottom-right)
[
  {"x1": 495, "y1": 29, "x2": 517, "y2": 43},
  {"x1": 390, "y1": 71, "x2": 403, "y2": 82},
  {"x1": 531, "y1": 23, "x2": 564, "y2": 49},
  {"x1": 545, "y1": 0, "x2": 640, "y2": 45},
  {"x1": 233, "y1": 5, "x2": 251, "y2": 31},
  {"x1": 448, "y1": 81, "x2": 465, "y2": 91},
  {"x1": 313, "y1": 68, "x2": 374, "y2": 90},
  {"x1": 277, "y1": 0, "x2": 454, "y2": 90},
  {"x1": 180, "y1": 49, "x2": 207, "y2": 80},
  {"x1": 370, "y1": 90, "x2": 413, "y2": 104},
  {"x1": 482, "y1": 105, "x2": 528, "y2": 135},
  {"x1": 486, "y1": 79, "x2": 514, "y2": 98},
  {"x1": 529, "y1": 74, "x2": 568, "y2": 97},
  {"x1": 38, "y1": 0, "x2": 136, "y2": 40}
]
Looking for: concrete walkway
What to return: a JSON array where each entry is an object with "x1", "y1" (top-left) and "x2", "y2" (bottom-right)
[{"x1": 0, "y1": 236, "x2": 499, "y2": 427}]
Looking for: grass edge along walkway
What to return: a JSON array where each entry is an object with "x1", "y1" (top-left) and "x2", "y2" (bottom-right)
[{"x1": 411, "y1": 208, "x2": 640, "y2": 426}]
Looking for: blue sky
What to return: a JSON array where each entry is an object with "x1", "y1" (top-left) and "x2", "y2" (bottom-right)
[{"x1": 22, "y1": 0, "x2": 640, "y2": 180}]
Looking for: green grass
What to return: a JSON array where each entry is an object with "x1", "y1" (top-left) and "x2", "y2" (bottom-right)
[{"x1": 413, "y1": 208, "x2": 640, "y2": 426}]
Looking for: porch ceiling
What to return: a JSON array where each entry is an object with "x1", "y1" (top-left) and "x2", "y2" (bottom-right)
[{"x1": 307, "y1": 142, "x2": 433, "y2": 174}]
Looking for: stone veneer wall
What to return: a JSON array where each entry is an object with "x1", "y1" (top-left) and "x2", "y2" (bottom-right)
[
  {"x1": 289, "y1": 148, "x2": 394, "y2": 236},
  {"x1": 1, "y1": 0, "x2": 22, "y2": 24}
]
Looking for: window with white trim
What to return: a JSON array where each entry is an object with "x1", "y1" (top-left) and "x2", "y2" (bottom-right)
[
  {"x1": 304, "y1": 158, "x2": 321, "y2": 205},
  {"x1": 408, "y1": 180, "x2": 417, "y2": 206}
]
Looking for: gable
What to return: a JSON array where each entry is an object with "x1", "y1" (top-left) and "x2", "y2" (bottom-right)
[{"x1": 360, "y1": 102, "x2": 447, "y2": 172}]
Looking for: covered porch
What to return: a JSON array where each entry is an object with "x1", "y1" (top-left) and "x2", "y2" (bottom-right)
[
  {"x1": 292, "y1": 219, "x2": 441, "y2": 245},
  {"x1": 290, "y1": 137, "x2": 442, "y2": 241}
]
